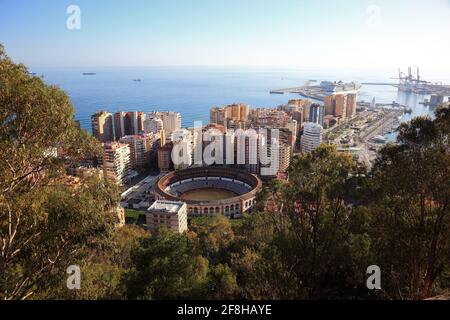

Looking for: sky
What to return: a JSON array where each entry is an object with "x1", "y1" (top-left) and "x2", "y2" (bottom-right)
[{"x1": 1, "y1": 0, "x2": 450, "y2": 72}]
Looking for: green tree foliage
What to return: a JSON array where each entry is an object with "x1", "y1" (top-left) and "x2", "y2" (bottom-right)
[
  {"x1": 207, "y1": 263, "x2": 239, "y2": 299},
  {"x1": 283, "y1": 145, "x2": 370, "y2": 298},
  {"x1": 189, "y1": 215, "x2": 234, "y2": 263},
  {"x1": 35, "y1": 225, "x2": 149, "y2": 300},
  {"x1": 231, "y1": 213, "x2": 303, "y2": 299},
  {"x1": 0, "y1": 44, "x2": 119, "y2": 300},
  {"x1": 229, "y1": 146, "x2": 371, "y2": 299},
  {"x1": 126, "y1": 228, "x2": 209, "y2": 299},
  {"x1": 366, "y1": 106, "x2": 450, "y2": 299}
]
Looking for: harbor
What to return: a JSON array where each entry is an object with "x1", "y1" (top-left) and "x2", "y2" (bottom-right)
[
  {"x1": 270, "y1": 81, "x2": 361, "y2": 101},
  {"x1": 363, "y1": 67, "x2": 450, "y2": 96},
  {"x1": 324, "y1": 107, "x2": 404, "y2": 170}
]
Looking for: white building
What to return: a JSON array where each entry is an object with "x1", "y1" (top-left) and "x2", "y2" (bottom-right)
[
  {"x1": 144, "y1": 115, "x2": 164, "y2": 134},
  {"x1": 146, "y1": 200, "x2": 188, "y2": 234},
  {"x1": 119, "y1": 133, "x2": 156, "y2": 168},
  {"x1": 301, "y1": 122, "x2": 323, "y2": 153},
  {"x1": 102, "y1": 142, "x2": 132, "y2": 185}
]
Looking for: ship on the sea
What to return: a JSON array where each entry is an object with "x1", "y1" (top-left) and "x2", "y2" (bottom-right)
[
  {"x1": 319, "y1": 80, "x2": 362, "y2": 94},
  {"x1": 269, "y1": 80, "x2": 361, "y2": 97},
  {"x1": 82, "y1": 72, "x2": 96, "y2": 76},
  {"x1": 269, "y1": 90, "x2": 284, "y2": 94}
]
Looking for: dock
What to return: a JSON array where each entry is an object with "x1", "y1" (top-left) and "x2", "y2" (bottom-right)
[{"x1": 269, "y1": 84, "x2": 360, "y2": 101}]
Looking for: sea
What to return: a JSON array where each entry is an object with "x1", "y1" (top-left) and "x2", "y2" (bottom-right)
[{"x1": 29, "y1": 66, "x2": 450, "y2": 141}]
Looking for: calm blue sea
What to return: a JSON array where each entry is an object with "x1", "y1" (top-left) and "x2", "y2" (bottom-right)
[{"x1": 30, "y1": 67, "x2": 448, "y2": 138}]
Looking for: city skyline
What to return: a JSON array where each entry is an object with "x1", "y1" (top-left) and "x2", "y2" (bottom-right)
[
  {"x1": 1, "y1": 0, "x2": 450, "y2": 72},
  {"x1": 1, "y1": 2, "x2": 449, "y2": 303}
]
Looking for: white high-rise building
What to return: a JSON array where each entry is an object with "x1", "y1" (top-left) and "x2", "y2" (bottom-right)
[
  {"x1": 144, "y1": 115, "x2": 164, "y2": 134},
  {"x1": 301, "y1": 122, "x2": 323, "y2": 153},
  {"x1": 119, "y1": 133, "x2": 157, "y2": 168},
  {"x1": 103, "y1": 142, "x2": 132, "y2": 185}
]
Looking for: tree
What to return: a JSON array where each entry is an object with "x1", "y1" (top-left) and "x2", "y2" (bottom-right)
[
  {"x1": 282, "y1": 145, "x2": 371, "y2": 299},
  {"x1": 125, "y1": 228, "x2": 209, "y2": 299},
  {"x1": 367, "y1": 106, "x2": 450, "y2": 299},
  {"x1": 229, "y1": 212, "x2": 299, "y2": 299},
  {"x1": 189, "y1": 216, "x2": 234, "y2": 263},
  {"x1": 229, "y1": 146, "x2": 371, "y2": 299},
  {"x1": 208, "y1": 264, "x2": 239, "y2": 299},
  {"x1": 0, "y1": 44, "x2": 119, "y2": 300}
]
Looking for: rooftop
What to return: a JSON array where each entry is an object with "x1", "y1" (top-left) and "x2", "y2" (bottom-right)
[
  {"x1": 103, "y1": 142, "x2": 129, "y2": 150},
  {"x1": 148, "y1": 200, "x2": 186, "y2": 214},
  {"x1": 120, "y1": 133, "x2": 155, "y2": 140}
]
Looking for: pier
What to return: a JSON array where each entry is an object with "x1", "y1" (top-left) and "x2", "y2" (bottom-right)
[
  {"x1": 361, "y1": 82, "x2": 397, "y2": 86},
  {"x1": 270, "y1": 83, "x2": 360, "y2": 101}
]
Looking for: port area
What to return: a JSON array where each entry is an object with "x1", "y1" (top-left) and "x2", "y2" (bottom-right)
[
  {"x1": 270, "y1": 82, "x2": 360, "y2": 100},
  {"x1": 323, "y1": 107, "x2": 404, "y2": 170},
  {"x1": 362, "y1": 82, "x2": 450, "y2": 96}
]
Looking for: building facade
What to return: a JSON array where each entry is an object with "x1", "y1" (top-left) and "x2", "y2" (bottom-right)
[
  {"x1": 278, "y1": 143, "x2": 292, "y2": 173},
  {"x1": 158, "y1": 142, "x2": 173, "y2": 172},
  {"x1": 324, "y1": 95, "x2": 335, "y2": 116},
  {"x1": 210, "y1": 104, "x2": 249, "y2": 128},
  {"x1": 161, "y1": 112, "x2": 181, "y2": 137},
  {"x1": 91, "y1": 111, "x2": 114, "y2": 142},
  {"x1": 309, "y1": 104, "x2": 324, "y2": 126},
  {"x1": 119, "y1": 133, "x2": 157, "y2": 168},
  {"x1": 144, "y1": 115, "x2": 164, "y2": 134},
  {"x1": 113, "y1": 111, "x2": 145, "y2": 140},
  {"x1": 334, "y1": 94, "x2": 347, "y2": 119},
  {"x1": 346, "y1": 94, "x2": 357, "y2": 118},
  {"x1": 102, "y1": 142, "x2": 132, "y2": 185},
  {"x1": 146, "y1": 200, "x2": 188, "y2": 234},
  {"x1": 301, "y1": 122, "x2": 323, "y2": 153}
]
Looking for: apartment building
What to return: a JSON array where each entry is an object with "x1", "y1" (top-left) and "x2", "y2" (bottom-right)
[
  {"x1": 102, "y1": 142, "x2": 132, "y2": 185},
  {"x1": 146, "y1": 200, "x2": 188, "y2": 234},
  {"x1": 301, "y1": 122, "x2": 323, "y2": 153},
  {"x1": 91, "y1": 111, "x2": 114, "y2": 142},
  {"x1": 119, "y1": 133, "x2": 157, "y2": 168}
]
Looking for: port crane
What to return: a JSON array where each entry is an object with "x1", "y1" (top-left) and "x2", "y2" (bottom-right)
[
  {"x1": 389, "y1": 67, "x2": 441, "y2": 93},
  {"x1": 391, "y1": 67, "x2": 429, "y2": 85}
]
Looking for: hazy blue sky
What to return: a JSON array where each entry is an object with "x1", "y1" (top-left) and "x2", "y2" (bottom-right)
[{"x1": 1, "y1": 0, "x2": 450, "y2": 71}]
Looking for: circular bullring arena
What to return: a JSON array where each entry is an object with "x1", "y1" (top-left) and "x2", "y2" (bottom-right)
[{"x1": 153, "y1": 167, "x2": 263, "y2": 218}]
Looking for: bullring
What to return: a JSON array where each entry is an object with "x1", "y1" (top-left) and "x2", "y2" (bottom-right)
[{"x1": 153, "y1": 166, "x2": 263, "y2": 218}]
